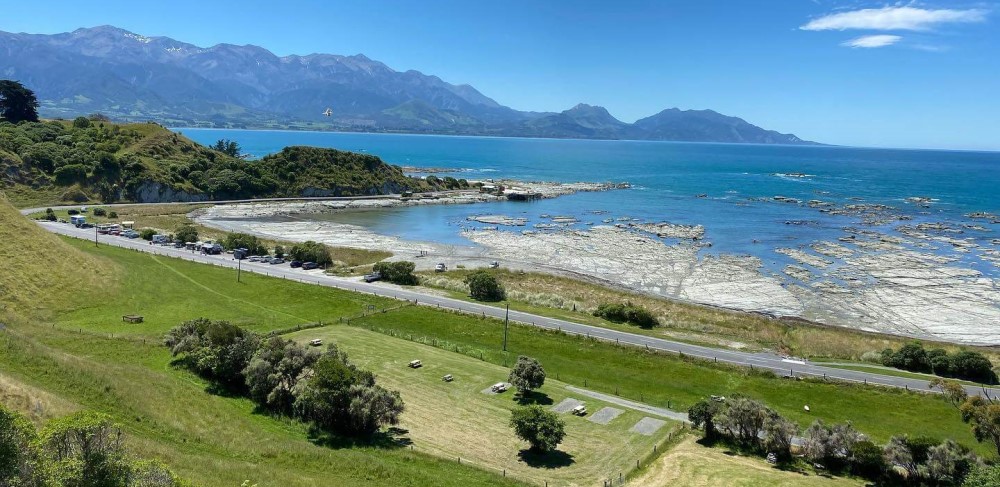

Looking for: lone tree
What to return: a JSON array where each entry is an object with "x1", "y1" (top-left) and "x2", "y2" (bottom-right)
[
  {"x1": 175, "y1": 224, "x2": 199, "y2": 243},
  {"x1": 0, "y1": 80, "x2": 39, "y2": 123},
  {"x1": 688, "y1": 399, "x2": 721, "y2": 439},
  {"x1": 211, "y1": 139, "x2": 243, "y2": 158},
  {"x1": 465, "y1": 269, "x2": 505, "y2": 302},
  {"x1": 509, "y1": 356, "x2": 546, "y2": 395},
  {"x1": 510, "y1": 405, "x2": 565, "y2": 453}
]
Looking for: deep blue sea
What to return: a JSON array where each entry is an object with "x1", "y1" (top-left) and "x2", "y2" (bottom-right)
[{"x1": 178, "y1": 128, "x2": 1000, "y2": 278}]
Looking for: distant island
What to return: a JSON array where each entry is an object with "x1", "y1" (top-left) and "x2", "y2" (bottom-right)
[{"x1": 0, "y1": 26, "x2": 815, "y2": 145}]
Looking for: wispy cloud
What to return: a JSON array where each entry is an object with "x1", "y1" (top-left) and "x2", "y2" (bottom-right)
[
  {"x1": 841, "y1": 34, "x2": 903, "y2": 48},
  {"x1": 801, "y1": 6, "x2": 987, "y2": 31}
]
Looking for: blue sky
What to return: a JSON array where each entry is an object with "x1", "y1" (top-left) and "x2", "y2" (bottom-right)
[{"x1": 2, "y1": 1, "x2": 998, "y2": 150}]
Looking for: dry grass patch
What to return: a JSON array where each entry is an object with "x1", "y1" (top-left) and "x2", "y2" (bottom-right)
[
  {"x1": 630, "y1": 436, "x2": 864, "y2": 487},
  {"x1": 0, "y1": 373, "x2": 79, "y2": 423}
]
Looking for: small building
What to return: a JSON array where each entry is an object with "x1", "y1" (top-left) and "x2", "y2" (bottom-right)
[{"x1": 121, "y1": 221, "x2": 135, "y2": 229}]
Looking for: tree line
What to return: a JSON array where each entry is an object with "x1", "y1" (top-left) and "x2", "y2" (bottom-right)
[
  {"x1": 164, "y1": 318, "x2": 404, "y2": 438},
  {"x1": 881, "y1": 343, "x2": 996, "y2": 384},
  {"x1": 688, "y1": 390, "x2": 999, "y2": 486}
]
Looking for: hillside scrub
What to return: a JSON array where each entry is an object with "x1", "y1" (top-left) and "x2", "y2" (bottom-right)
[
  {"x1": 0, "y1": 118, "x2": 464, "y2": 206},
  {"x1": 0, "y1": 405, "x2": 182, "y2": 486},
  {"x1": 289, "y1": 241, "x2": 332, "y2": 265}
]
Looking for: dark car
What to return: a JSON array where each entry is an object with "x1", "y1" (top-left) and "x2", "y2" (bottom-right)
[
  {"x1": 363, "y1": 271, "x2": 381, "y2": 283},
  {"x1": 302, "y1": 262, "x2": 318, "y2": 270},
  {"x1": 289, "y1": 260, "x2": 302, "y2": 268}
]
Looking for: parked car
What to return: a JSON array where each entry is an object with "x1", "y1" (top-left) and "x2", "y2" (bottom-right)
[
  {"x1": 290, "y1": 260, "x2": 302, "y2": 268},
  {"x1": 309, "y1": 339, "x2": 323, "y2": 347},
  {"x1": 489, "y1": 261, "x2": 500, "y2": 268},
  {"x1": 268, "y1": 257, "x2": 284, "y2": 265},
  {"x1": 435, "y1": 263, "x2": 447, "y2": 272},
  {"x1": 363, "y1": 271, "x2": 381, "y2": 283},
  {"x1": 302, "y1": 262, "x2": 319, "y2": 270},
  {"x1": 491, "y1": 382, "x2": 508, "y2": 393},
  {"x1": 408, "y1": 360, "x2": 422, "y2": 368},
  {"x1": 571, "y1": 405, "x2": 587, "y2": 416},
  {"x1": 233, "y1": 248, "x2": 249, "y2": 260}
]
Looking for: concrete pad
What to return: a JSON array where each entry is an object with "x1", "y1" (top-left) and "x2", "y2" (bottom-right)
[
  {"x1": 551, "y1": 398, "x2": 583, "y2": 414},
  {"x1": 480, "y1": 383, "x2": 509, "y2": 395},
  {"x1": 630, "y1": 417, "x2": 666, "y2": 436},
  {"x1": 588, "y1": 407, "x2": 624, "y2": 425}
]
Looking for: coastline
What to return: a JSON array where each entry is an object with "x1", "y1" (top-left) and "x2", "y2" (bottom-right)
[{"x1": 193, "y1": 183, "x2": 1000, "y2": 346}]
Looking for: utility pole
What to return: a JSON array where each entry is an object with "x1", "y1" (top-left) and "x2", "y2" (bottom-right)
[
  {"x1": 94, "y1": 222, "x2": 98, "y2": 247},
  {"x1": 502, "y1": 303, "x2": 509, "y2": 351},
  {"x1": 237, "y1": 257, "x2": 242, "y2": 283}
]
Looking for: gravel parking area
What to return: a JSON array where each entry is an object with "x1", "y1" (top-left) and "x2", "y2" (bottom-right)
[
  {"x1": 630, "y1": 417, "x2": 666, "y2": 436},
  {"x1": 551, "y1": 397, "x2": 583, "y2": 413},
  {"x1": 588, "y1": 407, "x2": 624, "y2": 425}
]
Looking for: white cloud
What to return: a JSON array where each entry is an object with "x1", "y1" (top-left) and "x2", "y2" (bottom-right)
[
  {"x1": 801, "y1": 6, "x2": 987, "y2": 31},
  {"x1": 841, "y1": 34, "x2": 903, "y2": 48}
]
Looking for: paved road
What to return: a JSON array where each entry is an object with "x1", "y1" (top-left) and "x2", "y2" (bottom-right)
[{"x1": 31, "y1": 218, "x2": 1000, "y2": 399}]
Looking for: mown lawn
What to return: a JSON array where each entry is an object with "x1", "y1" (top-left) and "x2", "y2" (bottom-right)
[
  {"x1": 350, "y1": 307, "x2": 991, "y2": 455},
  {"x1": 288, "y1": 325, "x2": 677, "y2": 486}
]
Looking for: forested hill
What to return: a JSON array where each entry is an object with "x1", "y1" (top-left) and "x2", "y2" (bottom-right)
[{"x1": 0, "y1": 118, "x2": 453, "y2": 206}]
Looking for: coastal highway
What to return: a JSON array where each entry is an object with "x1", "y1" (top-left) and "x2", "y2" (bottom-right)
[{"x1": 32, "y1": 218, "x2": 1000, "y2": 400}]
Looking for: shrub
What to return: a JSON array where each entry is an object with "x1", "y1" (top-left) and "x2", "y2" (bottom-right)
[
  {"x1": 72, "y1": 116, "x2": 91, "y2": 129},
  {"x1": 882, "y1": 343, "x2": 996, "y2": 383},
  {"x1": 510, "y1": 405, "x2": 565, "y2": 453},
  {"x1": 372, "y1": 261, "x2": 418, "y2": 285},
  {"x1": 92, "y1": 207, "x2": 107, "y2": 217},
  {"x1": 222, "y1": 232, "x2": 268, "y2": 255},
  {"x1": 175, "y1": 224, "x2": 199, "y2": 243},
  {"x1": 464, "y1": 270, "x2": 505, "y2": 302},
  {"x1": 688, "y1": 400, "x2": 721, "y2": 439},
  {"x1": 593, "y1": 301, "x2": 659, "y2": 328},
  {"x1": 139, "y1": 228, "x2": 157, "y2": 241},
  {"x1": 163, "y1": 318, "x2": 260, "y2": 388},
  {"x1": 289, "y1": 241, "x2": 332, "y2": 266},
  {"x1": 43, "y1": 208, "x2": 56, "y2": 221},
  {"x1": 0, "y1": 405, "x2": 45, "y2": 485},
  {"x1": 108, "y1": 211, "x2": 117, "y2": 219},
  {"x1": 848, "y1": 440, "x2": 885, "y2": 478},
  {"x1": 67, "y1": 209, "x2": 79, "y2": 216}
]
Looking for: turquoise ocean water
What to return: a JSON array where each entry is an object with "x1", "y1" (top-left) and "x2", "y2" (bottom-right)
[{"x1": 178, "y1": 128, "x2": 1000, "y2": 278}]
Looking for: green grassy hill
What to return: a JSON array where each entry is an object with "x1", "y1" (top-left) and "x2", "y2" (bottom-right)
[
  {"x1": 0, "y1": 118, "x2": 465, "y2": 207},
  {"x1": 0, "y1": 196, "x2": 117, "y2": 314}
]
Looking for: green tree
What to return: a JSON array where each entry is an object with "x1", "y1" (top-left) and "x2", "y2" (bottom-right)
[
  {"x1": 244, "y1": 336, "x2": 320, "y2": 414},
  {"x1": 761, "y1": 412, "x2": 797, "y2": 458},
  {"x1": 848, "y1": 440, "x2": 885, "y2": 479},
  {"x1": 139, "y1": 228, "x2": 157, "y2": 241},
  {"x1": 73, "y1": 116, "x2": 92, "y2": 129},
  {"x1": 372, "y1": 261, "x2": 418, "y2": 285},
  {"x1": 509, "y1": 405, "x2": 565, "y2": 453},
  {"x1": 289, "y1": 241, "x2": 332, "y2": 266},
  {"x1": 0, "y1": 405, "x2": 46, "y2": 486},
  {"x1": 0, "y1": 80, "x2": 39, "y2": 123},
  {"x1": 174, "y1": 224, "x2": 199, "y2": 243},
  {"x1": 222, "y1": 232, "x2": 268, "y2": 255},
  {"x1": 687, "y1": 400, "x2": 720, "y2": 439},
  {"x1": 211, "y1": 139, "x2": 242, "y2": 158},
  {"x1": 959, "y1": 397, "x2": 1000, "y2": 456},
  {"x1": 464, "y1": 270, "x2": 505, "y2": 302},
  {"x1": 715, "y1": 394, "x2": 770, "y2": 447},
  {"x1": 164, "y1": 318, "x2": 261, "y2": 388},
  {"x1": 508, "y1": 356, "x2": 546, "y2": 395},
  {"x1": 41, "y1": 411, "x2": 131, "y2": 487}
]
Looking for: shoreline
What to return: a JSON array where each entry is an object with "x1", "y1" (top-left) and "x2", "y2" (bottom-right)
[{"x1": 192, "y1": 182, "x2": 1000, "y2": 346}]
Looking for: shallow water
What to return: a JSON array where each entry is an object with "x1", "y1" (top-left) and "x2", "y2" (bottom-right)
[{"x1": 178, "y1": 128, "x2": 1000, "y2": 279}]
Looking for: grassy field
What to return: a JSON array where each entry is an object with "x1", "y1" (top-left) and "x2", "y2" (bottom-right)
[
  {"x1": 349, "y1": 307, "x2": 990, "y2": 454},
  {"x1": 416, "y1": 268, "x2": 1000, "y2": 363},
  {"x1": 630, "y1": 435, "x2": 865, "y2": 487},
  {"x1": 287, "y1": 325, "x2": 676, "y2": 486}
]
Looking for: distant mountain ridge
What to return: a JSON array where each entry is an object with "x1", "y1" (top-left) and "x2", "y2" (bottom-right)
[{"x1": 0, "y1": 26, "x2": 815, "y2": 145}]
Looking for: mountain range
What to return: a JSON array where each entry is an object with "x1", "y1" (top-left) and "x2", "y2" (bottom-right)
[{"x1": 0, "y1": 26, "x2": 814, "y2": 144}]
